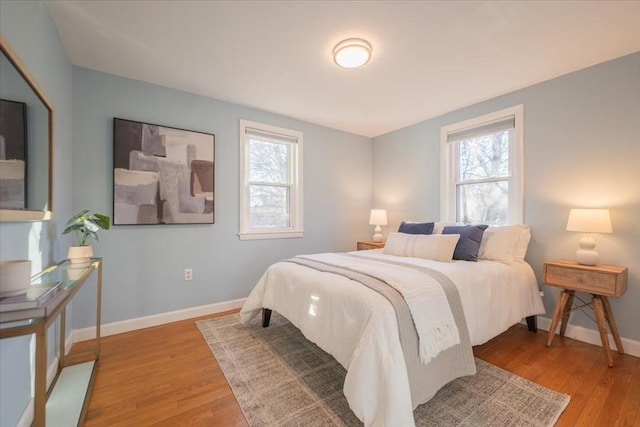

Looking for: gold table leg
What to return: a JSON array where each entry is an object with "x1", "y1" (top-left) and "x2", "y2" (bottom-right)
[{"x1": 34, "y1": 322, "x2": 46, "y2": 427}]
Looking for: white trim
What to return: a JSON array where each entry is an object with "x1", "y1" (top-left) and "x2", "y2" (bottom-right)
[
  {"x1": 64, "y1": 331, "x2": 74, "y2": 356},
  {"x1": 16, "y1": 306, "x2": 635, "y2": 427},
  {"x1": 46, "y1": 356, "x2": 59, "y2": 393},
  {"x1": 526, "y1": 316, "x2": 640, "y2": 358},
  {"x1": 239, "y1": 119, "x2": 304, "y2": 240},
  {"x1": 16, "y1": 398, "x2": 33, "y2": 427},
  {"x1": 440, "y1": 104, "x2": 524, "y2": 224},
  {"x1": 239, "y1": 231, "x2": 304, "y2": 240},
  {"x1": 74, "y1": 298, "x2": 246, "y2": 342},
  {"x1": 18, "y1": 299, "x2": 242, "y2": 426},
  {"x1": 19, "y1": 300, "x2": 244, "y2": 425}
]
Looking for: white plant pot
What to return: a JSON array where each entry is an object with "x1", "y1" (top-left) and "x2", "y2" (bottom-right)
[
  {"x1": 0, "y1": 259, "x2": 31, "y2": 297},
  {"x1": 66, "y1": 266, "x2": 87, "y2": 281},
  {"x1": 67, "y1": 245, "x2": 93, "y2": 265}
]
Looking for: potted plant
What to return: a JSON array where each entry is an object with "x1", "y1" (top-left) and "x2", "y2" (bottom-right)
[{"x1": 63, "y1": 210, "x2": 110, "y2": 264}]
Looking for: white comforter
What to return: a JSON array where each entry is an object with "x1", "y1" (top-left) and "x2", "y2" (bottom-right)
[{"x1": 240, "y1": 250, "x2": 545, "y2": 426}]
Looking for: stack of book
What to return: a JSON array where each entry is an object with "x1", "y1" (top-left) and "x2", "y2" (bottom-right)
[{"x1": 0, "y1": 281, "x2": 67, "y2": 322}]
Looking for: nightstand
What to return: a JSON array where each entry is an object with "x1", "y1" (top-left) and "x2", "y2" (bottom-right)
[
  {"x1": 357, "y1": 241, "x2": 385, "y2": 250},
  {"x1": 543, "y1": 259, "x2": 628, "y2": 367}
]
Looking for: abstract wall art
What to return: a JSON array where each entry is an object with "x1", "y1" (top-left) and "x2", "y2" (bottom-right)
[
  {"x1": 0, "y1": 99, "x2": 27, "y2": 210},
  {"x1": 113, "y1": 118, "x2": 214, "y2": 225}
]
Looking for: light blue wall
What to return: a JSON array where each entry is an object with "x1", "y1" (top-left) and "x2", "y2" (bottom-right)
[
  {"x1": 373, "y1": 53, "x2": 640, "y2": 341},
  {"x1": 70, "y1": 67, "x2": 373, "y2": 328},
  {"x1": 0, "y1": 1, "x2": 74, "y2": 426},
  {"x1": 1, "y1": 2, "x2": 638, "y2": 425},
  {"x1": 2, "y1": 2, "x2": 372, "y2": 422}
]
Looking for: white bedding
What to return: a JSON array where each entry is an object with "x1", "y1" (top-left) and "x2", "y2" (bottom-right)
[
  {"x1": 240, "y1": 250, "x2": 545, "y2": 426},
  {"x1": 357, "y1": 250, "x2": 546, "y2": 346}
]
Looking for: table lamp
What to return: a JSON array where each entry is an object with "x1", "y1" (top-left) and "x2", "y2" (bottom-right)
[
  {"x1": 369, "y1": 209, "x2": 387, "y2": 243},
  {"x1": 566, "y1": 208, "x2": 612, "y2": 265}
]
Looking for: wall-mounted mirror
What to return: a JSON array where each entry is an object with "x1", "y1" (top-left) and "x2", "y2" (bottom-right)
[{"x1": 0, "y1": 36, "x2": 53, "y2": 221}]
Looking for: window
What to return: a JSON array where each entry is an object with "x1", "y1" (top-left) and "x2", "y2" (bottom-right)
[
  {"x1": 239, "y1": 120, "x2": 303, "y2": 239},
  {"x1": 440, "y1": 105, "x2": 523, "y2": 225}
]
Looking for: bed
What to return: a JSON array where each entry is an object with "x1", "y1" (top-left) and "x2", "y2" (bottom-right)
[{"x1": 240, "y1": 225, "x2": 546, "y2": 427}]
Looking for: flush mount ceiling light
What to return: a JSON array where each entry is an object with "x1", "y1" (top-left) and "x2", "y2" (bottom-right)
[{"x1": 332, "y1": 38, "x2": 372, "y2": 69}]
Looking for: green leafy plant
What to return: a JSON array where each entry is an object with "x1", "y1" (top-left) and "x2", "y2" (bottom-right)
[{"x1": 63, "y1": 210, "x2": 111, "y2": 246}]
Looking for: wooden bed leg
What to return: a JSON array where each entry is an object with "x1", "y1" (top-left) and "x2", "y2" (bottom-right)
[
  {"x1": 526, "y1": 315, "x2": 537, "y2": 333},
  {"x1": 262, "y1": 308, "x2": 272, "y2": 328}
]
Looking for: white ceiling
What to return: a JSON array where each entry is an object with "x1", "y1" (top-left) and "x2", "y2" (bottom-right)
[{"x1": 46, "y1": 1, "x2": 640, "y2": 138}]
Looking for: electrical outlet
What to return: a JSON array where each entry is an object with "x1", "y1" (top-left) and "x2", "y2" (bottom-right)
[{"x1": 184, "y1": 268, "x2": 193, "y2": 281}]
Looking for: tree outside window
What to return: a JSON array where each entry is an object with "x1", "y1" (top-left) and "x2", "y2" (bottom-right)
[
  {"x1": 456, "y1": 130, "x2": 511, "y2": 224},
  {"x1": 441, "y1": 105, "x2": 523, "y2": 225},
  {"x1": 239, "y1": 120, "x2": 303, "y2": 239}
]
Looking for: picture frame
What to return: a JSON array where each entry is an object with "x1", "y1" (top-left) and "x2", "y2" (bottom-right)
[
  {"x1": 113, "y1": 118, "x2": 214, "y2": 225},
  {"x1": 0, "y1": 99, "x2": 27, "y2": 210}
]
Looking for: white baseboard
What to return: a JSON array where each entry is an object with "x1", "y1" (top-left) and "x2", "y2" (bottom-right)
[
  {"x1": 16, "y1": 309, "x2": 635, "y2": 427},
  {"x1": 16, "y1": 399, "x2": 33, "y2": 427},
  {"x1": 74, "y1": 298, "x2": 247, "y2": 342},
  {"x1": 530, "y1": 316, "x2": 640, "y2": 358},
  {"x1": 65, "y1": 330, "x2": 74, "y2": 355},
  {"x1": 17, "y1": 300, "x2": 240, "y2": 427},
  {"x1": 73, "y1": 303, "x2": 640, "y2": 358}
]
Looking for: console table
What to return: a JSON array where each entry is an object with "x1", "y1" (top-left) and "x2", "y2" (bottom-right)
[{"x1": 0, "y1": 258, "x2": 102, "y2": 427}]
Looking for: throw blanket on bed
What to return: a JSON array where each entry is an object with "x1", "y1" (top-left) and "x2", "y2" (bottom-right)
[
  {"x1": 286, "y1": 253, "x2": 474, "y2": 409},
  {"x1": 292, "y1": 253, "x2": 460, "y2": 364},
  {"x1": 241, "y1": 252, "x2": 477, "y2": 424}
]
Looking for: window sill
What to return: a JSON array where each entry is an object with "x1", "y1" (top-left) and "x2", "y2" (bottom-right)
[{"x1": 238, "y1": 231, "x2": 304, "y2": 241}]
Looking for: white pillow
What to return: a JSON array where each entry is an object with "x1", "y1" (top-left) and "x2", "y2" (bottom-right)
[
  {"x1": 383, "y1": 232, "x2": 460, "y2": 263},
  {"x1": 478, "y1": 224, "x2": 530, "y2": 264},
  {"x1": 513, "y1": 226, "x2": 531, "y2": 262},
  {"x1": 433, "y1": 222, "x2": 460, "y2": 234}
]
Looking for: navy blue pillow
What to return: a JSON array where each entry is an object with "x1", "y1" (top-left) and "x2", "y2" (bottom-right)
[
  {"x1": 442, "y1": 224, "x2": 489, "y2": 261},
  {"x1": 398, "y1": 221, "x2": 434, "y2": 235}
]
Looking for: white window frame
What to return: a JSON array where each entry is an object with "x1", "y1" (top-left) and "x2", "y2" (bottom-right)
[
  {"x1": 239, "y1": 119, "x2": 303, "y2": 240},
  {"x1": 440, "y1": 104, "x2": 524, "y2": 224}
]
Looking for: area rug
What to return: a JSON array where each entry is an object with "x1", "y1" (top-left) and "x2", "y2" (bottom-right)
[{"x1": 196, "y1": 312, "x2": 569, "y2": 426}]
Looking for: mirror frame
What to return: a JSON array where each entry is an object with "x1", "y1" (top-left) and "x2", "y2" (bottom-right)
[{"x1": 0, "y1": 35, "x2": 53, "y2": 221}]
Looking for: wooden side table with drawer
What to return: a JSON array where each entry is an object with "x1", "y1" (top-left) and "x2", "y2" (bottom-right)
[
  {"x1": 357, "y1": 241, "x2": 385, "y2": 250},
  {"x1": 543, "y1": 259, "x2": 628, "y2": 367}
]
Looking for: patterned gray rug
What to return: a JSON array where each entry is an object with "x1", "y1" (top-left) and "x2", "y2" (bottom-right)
[{"x1": 196, "y1": 312, "x2": 569, "y2": 426}]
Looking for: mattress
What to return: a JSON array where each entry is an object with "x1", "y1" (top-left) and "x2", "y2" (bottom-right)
[{"x1": 240, "y1": 250, "x2": 545, "y2": 426}]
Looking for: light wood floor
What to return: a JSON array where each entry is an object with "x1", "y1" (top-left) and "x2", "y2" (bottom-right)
[{"x1": 75, "y1": 311, "x2": 640, "y2": 427}]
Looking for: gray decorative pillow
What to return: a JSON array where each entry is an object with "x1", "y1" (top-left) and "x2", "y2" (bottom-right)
[
  {"x1": 398, "y1": 221, "x2": 434, "y2": 235},
  {"x1": 442, "y1": 224, "x2": 489, "y2": 261}
]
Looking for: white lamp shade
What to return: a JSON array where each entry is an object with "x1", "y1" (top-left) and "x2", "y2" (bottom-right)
[
  {"x1": 369, "y1": 209, "x2": 387, "y2": 226},
  {"x1": 566, "y1": 209, "x2": 612, "y2": 233}
]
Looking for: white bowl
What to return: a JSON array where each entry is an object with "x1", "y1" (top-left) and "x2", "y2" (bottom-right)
[{"x1": 0, "y1": 260, "x2": 32, "y2": 297}]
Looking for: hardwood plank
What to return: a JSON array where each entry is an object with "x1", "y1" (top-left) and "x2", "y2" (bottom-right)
[
  {"x1": 593, "y1": 354, "x2": 638, "y2": 426},
  {"x1": 613, "y1": 357, "x2": 640, "y2": 427},
  {"x1": 76, "y1": 312, "x2": 640, "y2": 426},
  {"x1": 553, "y1": 343, "x2": 605, "y2": 427}
]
